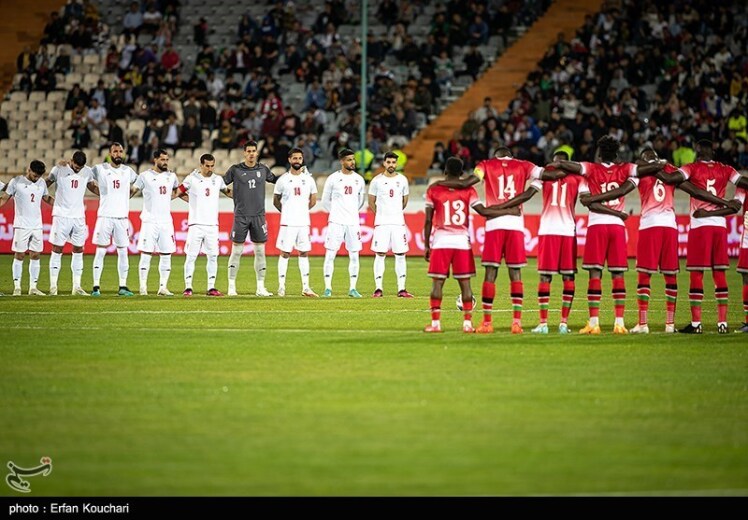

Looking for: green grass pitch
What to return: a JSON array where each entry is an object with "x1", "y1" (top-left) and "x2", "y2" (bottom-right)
[{"x1": 0, "y1": 254, "x2": 746, "y2": 496}]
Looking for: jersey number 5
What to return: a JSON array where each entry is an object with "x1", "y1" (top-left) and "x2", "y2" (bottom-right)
[{"x1": 442, "y1": 200, "x2": 466, "y2": 225}]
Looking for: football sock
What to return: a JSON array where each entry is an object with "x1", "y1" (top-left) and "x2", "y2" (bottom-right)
[
  {"x1": 12, "y1": 258, "x2": 23, "y2": 290},
  {"x1": 538, "y1": 281, "x2": 551, "y2": 324},
  {"x1": 299, "y1": 255, "x2": 310, "y2": 290},
  {"x1": 430, "y1": 297, "x2": 441, "y2": 326},
  {"x1": 323, "y1": 249, "x2": 336, "y2": 291},
  {"x1": 395, "y1": 254, "x2": 407, "y2": 292},
  {"x1": 510, "y1": 280, "x2": 523, "y2": 325},
  {"x1": 228, "y1": 243, "x2": 242, "y2": 288},
  {"x1": 206, "y1": 255, "x2": 218, "y2": 290},
  {"x1": 373, "y1": 254, "x2": 385, "y2": 291},
  {"x1": 743, "y1": 283, "x2": 748, "y2": 323},
  {"x1": 714, "y1": 270, "x2": 728, "y2": 324},
  {"x1": 49, "y1": 251, "x2": 62, "y2": 288},
  {"x1": 588, "y1": 277, "x2": 602, "y2": 325},
  {"x1": 158, "y1": 254, "x2": 171, "y2": 290},
  {"x1": 462, "y1": 296, "x2": 473, "y2": 322},
  {"x1": 637, "y1": 272, "x2": 651, "y2": 325},
  {"x1": 348, "y1": 251, "x2": 360, "y2": 290},
  {"x1": 278, "y1": 255, "x2": 289, "y2": 289},
  {"x1": 689, "y1": 271, "x2": 704, "y2": 325},
  {"x1": 117, "y1": 247, "x2": 129, "y2": 287},
  {"x1": 139, "y1": 253, "x2": 152, "y2": 288},
  {"x1": 93, "y1": 247, "x2": 106, "y2": 287},
  {"x1": 184, "y1": 254, "x2": 197, "y2": 289},
  {"x1": 664, "y1": 274, "x2": 677, "y2": 326},
  {"x1": 613, "y1": 277, "x2": 626, "y2": 324},
  {"x1": 561, "y1": 280, "x2": 575, "y2": 323},
  {"x1": 29, "y1": 258, "x2": 40, "y2": 289},
  {"x1": 482, "y1": 282, "x2": 495, "y2": 323},
  {"x1": 254, "y1": 243, "x2": 267, "y2": 290},
  {"x1": 71, "y1": 252, "x2": 83, "y2": 288}
]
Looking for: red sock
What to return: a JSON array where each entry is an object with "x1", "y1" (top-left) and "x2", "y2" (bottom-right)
[
  {"x1": 714, "y1": 270, "x2": 728, "y2": 323},
  {"x1": 612, "y1": 277, "x2": 626, "y2": 321},
  {"x1": 538, "y1": 281, "x2": 551, "y2": 324},
  {"x1": 510, "y1": 281, "x2": 523, "y2": 324},
  {"x1": 743, "y1": 283, "x2": 748, "y2": 323},
  {"x1": 482, "y1": 282, "x2": 495, "y2": 323},
  {"x1": 430, "y1": 297, "x2": 441, "y2": 322},
  {"x1": 689, "y1": 271, "x2": 704, "y2": 323},
  {"x1": 637, "y1": 272, "x2": 651, "y2": 326},
  {"x1": 588, "y1": 278, "x2": 602, "y2": 319},
  {"x1": 463, "y1": 297, "x2": 473, "y2": 321},
  {"x1": 561, "y1": 280, "x2": 575, "y2": 323},
  {"x1": 664, "y1": 274, "x2": 678, "y2": 326}
]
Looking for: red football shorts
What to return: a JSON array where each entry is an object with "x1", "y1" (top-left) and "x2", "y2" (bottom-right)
[
  {"x1": 428, "y1": 248, "x2": 476, "y2": 279},
  {"x1": 481, "y1": 229, "x2": 526, "y2": 268},
  {"x1": 537, "y1": 234, "x2": 577, "y2": 275},
  {"x1": 686, "y1": 226, "x2": 729, "y2": 271},
  {"x1": 582, "y1": 224, "x2": 628, "y2": 272},
  {"x1": 737, "y1": 248, "x2": 748, "y2": 273},
  {"x1": 636, "y1": 226, "x2": 679, "y2": 274}
]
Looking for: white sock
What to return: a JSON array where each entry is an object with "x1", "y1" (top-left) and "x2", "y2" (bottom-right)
[
  {"x1": 348, "y1": 251, "x2": 359, "y2": 290},
  {"x1": 93, "y1": 247, "x2": 106, "y2": 287},
  {"x1": 254, "y1": 243, "x2": 267, "y2": 290},
  {"x1": 691, "y1": 321, "x2": 701, "y2": 327},
  {"x1": 614, "y1": 317, "x2": 624, "y2": 327},
  {"x1": 373, "y1": 254, "x2": 385, "y2": 291},
  {"x1": 49, "y1": 251, "x2": 62, "y2": 288},
  {"x1": 395, "y1": 254, "x2": 407, "y2": 292},
  {"x1": 278, "y1": 255, "x2": 289, "y2": 289},
  {"x1": 323, "y1": 249, "x2": 336, "y2": 290},
  {"x1": 12, "y1": 258, "x2": 23, "y2": 290},
  {"x1": 159, "y1": 254, "x2": 171, "y2": 289},
  {"x1": 29, "y1": 259, "x2": 40, "y2": 289},
  {"x1": 139, "y1": 253, "x2": 152, "y2": 288},
  {"x1": 206, "y1": 254, "x2": 218, "y2": 290},
  {"x1": 184, "y1": 255, "x2": 197, "y2": 289},
  {"x1": 117, "y1": 247, "x2": 129, "y2": 287},
  {"x1": 589, "y1": 316, "x2": 599, "y2": 327},
  {"x1": 71, "y1": 252, "x2": 83, "y2": 288},
  {"x1": 228, "y1": 243, "x2": 242, "y2": 289},
  {"x1": 299, "y1": 255, "x2": 310, "y2": 290}
]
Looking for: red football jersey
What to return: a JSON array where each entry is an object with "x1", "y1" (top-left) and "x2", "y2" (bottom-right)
[
  {"x1": 580, "y1": 162, "x2": 636, "y2": 226},
  {"x1": 475, "y1": 157, "x2": 543, "y2": 231},
  {"x1": 637, "y1": 163, "x2": 679, "y2": 230},
  {"x1": 681, "y1": 160, "x2": 741, "y2": 229},
  {"x1": 425, "y1": 184, "x2": 481, "y2": 249},
  {"x1": 531, "y1": 174, "x2": 587, "y2": 237}
]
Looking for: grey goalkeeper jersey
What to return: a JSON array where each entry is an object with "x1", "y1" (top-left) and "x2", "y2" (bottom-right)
[{"x1": 223, "y1": 162, "x2": 279, "y2": 217}]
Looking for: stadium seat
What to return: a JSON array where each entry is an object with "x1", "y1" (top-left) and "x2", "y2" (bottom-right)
[
  {"x1": 9, "y1": 91, "x2": 28, "y2": 103},
  {"x1": 29, "y1": 91, "x2": 47, "y2": 103}
]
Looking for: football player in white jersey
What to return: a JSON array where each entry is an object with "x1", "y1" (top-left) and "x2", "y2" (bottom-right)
[
  {"x1": 89, "y1": 142, "x2": 139, "y2": 296},
  {"x1": 273, "y1": 147, "x2": 319, "y2": 297},
  {"x1": 368, "y1": 152, "x2": 413, "y2": 298},
  {"x1": 0, "y1": 179, "x2": 5, "y2": 296},
  {"x1": 46, "y1": 151, "x2": 94, "y2": 296},
  {"x1": 321, "y1": 148, "x2": 366, "y2": 298},
  {"x1": 177, "y1": 153, "x2": 231, "y2": 297},
  {"x1": 132, "y1": 149, "x2": 179, "y2": 296},
  {"x1": 0, "y1": 161, "x2": 55, "y2": 295}
]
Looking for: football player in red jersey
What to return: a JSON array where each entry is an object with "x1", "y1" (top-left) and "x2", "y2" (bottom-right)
[
  {"x1": 424, "y1": 157, "x2": 520, "y2": 333},
  {"x1": 580, "y1": 147, "x2": 734, "y2": 333}
]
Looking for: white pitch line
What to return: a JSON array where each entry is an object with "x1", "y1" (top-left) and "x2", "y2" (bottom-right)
[
  {"x1": 4, "y1": 325, "x2": 428, "y2": 334},
  {"x1": 543, "y1": 488, "x2": 748, "y2": 497}
]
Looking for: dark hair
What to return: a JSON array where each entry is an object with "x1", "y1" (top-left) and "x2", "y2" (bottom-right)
[
  {"x1": 445, "y1": 157, "x2": 463, "y2": 177},
  {"x1": 245, "y1": 140, "x2": 258, "y2": 150},
  {"x1": 288, "y1": 147, "x2": 304, "y2": 157},
  {"x1": 110, "y1": 142, "x2": 124, "y2": 150},
  {"x1": 552, "y1": 150, "x2": 570, "y2": 161},
  {"x1": 640, "y1": 147, "x2": 656, "y2": 157},
  {"x1": 696, "y1": 139, "x2": 713, "y2": 149},
  {"x1": 153, "y1": 149, "x2": 168, "y2": 159},
  {"x1": 495, "y1": 146, "x2": 512, "y2": 157},
  {"x1": 383, "y1": 152, "x2": 399, "y2": 161},
  {"x1": 696, "y1": 139, "x2": 714, "y2": 159},
  {"x1": 72, "y1": 151, "x2": 87, "y2": 166},
  {"x1": 200, "y1": 153, "x2": 215, "y2": 164},
  {"x1": 30, "y1": 160, "x2": 45, "y2": 174},
  {"x1": 338, "y1": 148, "x2": 355, "y2": 159},
  {"x1": 597, "y1": 135, "x2": 619, "y2": 162}
]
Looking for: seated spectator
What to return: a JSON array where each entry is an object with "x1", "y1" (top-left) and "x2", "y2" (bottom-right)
[
  {"x1": 179, "y1": 116, "x2": 202, "y2": 150},
  {"x1": 87, "y1": 99, "x2": 108, "y2": 135},
  {"x1": 160, "y1": 44, "x2": 180, "y2": 73},
  {"x1": 16, "y1": 47, "x2": 35, "y2": 73},
  {"x1": 194, "y1": 17, "x2": 208, "y2": 47},
  {"x1": 159, "y1": 113, "x2": 181, "y2": 151},
  {"x1": 0, "y1": 116, "x2": 8, "y2": 141},
  {"x1": 213, "y1": 120, "x2": 237, "y2": 150},
  {"x1": 126, "y1": 134, "x2": 145, "y2": 167},
  {"x1": 42, "y1": 12, "x2": 65, "y2": 45},
  {"x1": 54, "y1": 46, "x2": 72, "y2": 74},
  {"x1": 122, "y1": 2, "x2": 143, "y2": 36},
  {"x1": 141, "y1": 2, "x2": 163, "y2": 35}
]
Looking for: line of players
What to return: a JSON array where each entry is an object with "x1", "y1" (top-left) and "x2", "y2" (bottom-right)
[
  {"x1": 424, "y1": 136, "x2": 748, "y2": 334},
  {"x1": 0, "y1": 142, "x2": 414, "y2": 300}
]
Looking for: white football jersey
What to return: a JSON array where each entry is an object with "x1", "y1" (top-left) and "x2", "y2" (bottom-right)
[
  {"x1": 49, "y1": 165, "x2": 94, "y2": 219},
  {"x1": 369, "y1": 173, "x2": 409, "y2": 226},
  {"x1": 180, "y1": 170, "x2": 227, "y2": 226},
  {"x1": 93, "y1": 163, "x2": 138, "y2": 218},
  {"x1": 6, "y1": 175, "x2": 48, "y2": 229},
  {"x1": 274, "y1": 171, "x2": 317, "y2": 226},
  {"x1": 0, "y1": 180, "x2": 5, "y2": 192},
  {"x1": 135, "y1": 169, "x2": 179, "y2": 224},
  {"x1": 322, "y1": 170, "x2": 365, "y2": 226}
]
